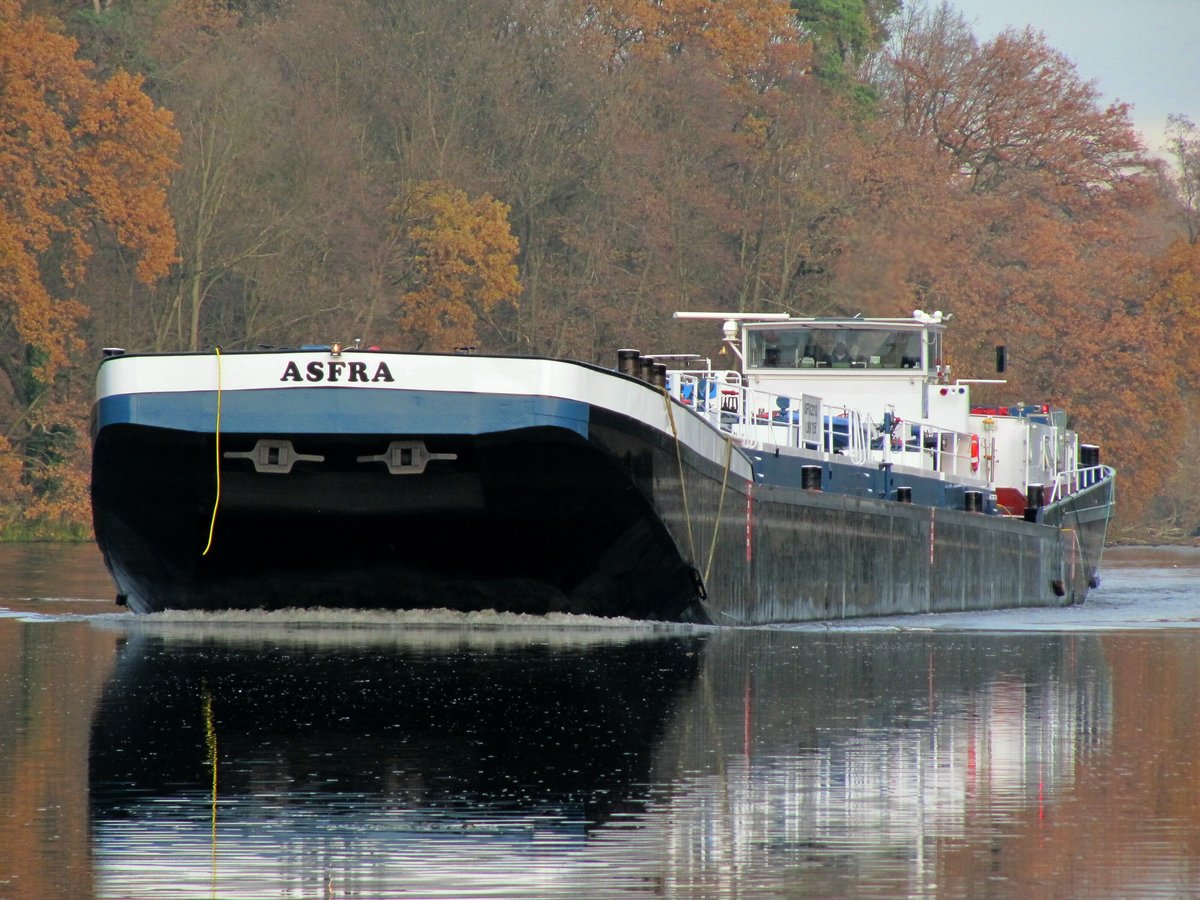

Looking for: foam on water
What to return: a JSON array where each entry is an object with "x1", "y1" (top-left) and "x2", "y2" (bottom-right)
[{"x1": 92, "y1": 605, "x2": 711, "y2": 650}]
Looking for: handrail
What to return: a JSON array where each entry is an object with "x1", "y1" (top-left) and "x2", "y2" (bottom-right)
[
  {"x1": 666, "y1": 368, "x2": 1110, "y2": 501},
  {"x1": 668, "y1": 369, "x2": 980, "y2": 478},
  {"x1": 1048, "y1": 465, "x2": 1115, "y2": 503}
]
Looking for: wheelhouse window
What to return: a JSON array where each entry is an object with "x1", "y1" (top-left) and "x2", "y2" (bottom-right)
[{"x1": 746, "y1": 326, "x2": 929, "y2": 371}]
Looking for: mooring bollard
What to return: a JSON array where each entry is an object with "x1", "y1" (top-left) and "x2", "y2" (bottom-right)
[{"x1": 617, "y1": 348, "x2": 640, "y2": 377}]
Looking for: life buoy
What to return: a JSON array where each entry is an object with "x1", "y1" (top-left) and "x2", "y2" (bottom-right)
[{"x1": 969, "y1": 433, "x2": 980, "y2": 473}]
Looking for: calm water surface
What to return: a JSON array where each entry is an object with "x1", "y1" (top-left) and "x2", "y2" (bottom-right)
[{"x1": 2, "y1": 543, "x2": 1200, "y2": 898}]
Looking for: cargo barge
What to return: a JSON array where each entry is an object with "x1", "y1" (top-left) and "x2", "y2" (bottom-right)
[{"x1": 90, "y1": 311, "x2": 1114, "y2": 621}]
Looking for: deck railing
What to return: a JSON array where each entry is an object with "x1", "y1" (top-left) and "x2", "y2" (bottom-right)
[
  {"x1": 1048, "y1": 465, "x2": 1115, "y2": 503},
  {"x1": 668, "y1": 369, "x2": 981, "y2": 479}
]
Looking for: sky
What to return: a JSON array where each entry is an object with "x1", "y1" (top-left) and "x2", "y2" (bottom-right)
[{"x1": 947, "y1": 0, "x2": 1200, "y2": 158}]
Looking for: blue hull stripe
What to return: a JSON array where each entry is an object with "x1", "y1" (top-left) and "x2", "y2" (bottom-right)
[{"x1": 96, "y1": 388, "x2": 591, "y2": 438}]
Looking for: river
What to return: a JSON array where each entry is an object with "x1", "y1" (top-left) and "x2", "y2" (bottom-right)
[{"x1": 1, "y1": 543, "x2": 1199, "y2": 898}]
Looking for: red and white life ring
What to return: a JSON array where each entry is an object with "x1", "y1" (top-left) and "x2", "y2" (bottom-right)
[{"x1": 969, "y1": 433, "x2": 980, "y2": 473}]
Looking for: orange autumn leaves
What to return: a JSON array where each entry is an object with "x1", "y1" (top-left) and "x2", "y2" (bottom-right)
[
  {"x1": 391, "y1": 182, "x2": 522, "y2": 352},
  {"x1": 586, "y1": 0, "x2": 807, "y2": 85},
  {"x1": 0, "y1": 0, "x2": 179, "y2": 379},
  {"x1": 1, "y1": 0, "x2": 181, "y2": 529}
]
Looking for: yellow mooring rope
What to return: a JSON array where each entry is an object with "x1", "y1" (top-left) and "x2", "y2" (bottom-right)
[
  {"x1": 661, "y1": 386, "x2": 697, "y2": 565},
  {"x1": 703, "y1": 435, "x2": 735, "y2": 586},
  {"x1": 662, "y1": 386, "x2": 738, "y2": 583},
  {"x1": 202, "y1": 347, "x2": 222, "y2": 556}
]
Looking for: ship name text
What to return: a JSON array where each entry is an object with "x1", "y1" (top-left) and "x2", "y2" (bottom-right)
[{"x1": 280, "y1": 360, "x2": 395, "y2": 383}]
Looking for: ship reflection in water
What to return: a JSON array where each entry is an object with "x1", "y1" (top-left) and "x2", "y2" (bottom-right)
[
  {"x1": 79, "y1": 611, "x2": 1182, "y2": 899},
  {"x1": 89, "y1": 618, "x2": 702, "y2": 899},
  {"x1": 647, "y1": 631, "x2": 1113, "y2": 897}
]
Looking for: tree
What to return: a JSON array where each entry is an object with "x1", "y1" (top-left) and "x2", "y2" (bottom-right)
[
  {"x1": 0, "y1": 1, "x2": 178, "y2": 374},
  {"x1": 1164, "y1": 114, "x2": 1200, "y2": 245},
  {"x1": 0, "y1": 0, "x2": 178, "y2": 528},
  {"x1": 879, "y1": 4, "x2": 1147, "y2": 202},
  {"x1": 149, "y1": 56, "x2": 294, "y2": 352},
  {"x1": 791, "y1": 0, "x2": 900, "y2": 99},
  {"x1": 1141, "y1": 238, "x2": 1200, "y2": 531},
  {"x1": 583, "y1": 0, "x2": 806, "y2": 88},
  {"x1": 382, "y1": 182, "x2": 521, "y2": 352}
]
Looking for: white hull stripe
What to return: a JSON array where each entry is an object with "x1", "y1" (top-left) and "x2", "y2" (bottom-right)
[{"x1": 95, "y1": 351, "x2": 753, "y2": 480}]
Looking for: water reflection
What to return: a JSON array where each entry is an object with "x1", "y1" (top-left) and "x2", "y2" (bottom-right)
[
  {"x1": 647, "y1": 631, "x2": 1115, "y2": 897},
  {"x1": 0, "y1": 613, "x2": 119, "y2": 900},
  {"x1": 0, "y1": 541, "x2": 115, "y2": 603},
  {"x1": 89, "y1": 624, "x2": 704, "y2": 899},
  {"x1": 6, "y1": 550, "x2": 1200, "y2": 898},
  {"x1": 84, "y1": 620, "x2": 1140, "y2": 898}
]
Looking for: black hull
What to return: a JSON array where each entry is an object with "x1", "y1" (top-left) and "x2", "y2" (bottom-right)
[{"x1": 92, "y1": 418, "x2": 706, "y2": 620}]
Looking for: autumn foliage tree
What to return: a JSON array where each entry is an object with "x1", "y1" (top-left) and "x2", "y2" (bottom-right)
[
  {"x1": 1165, "y1": 115, "x2": 1200, "y2": 245},
  {"x1": 1144, "y1": 239, "x2": 1200, "y2": 532},
  {"x1": 381, "y1": 182, "x2": 521, "y2": 352},
  {"x1": 584, "y1": 0, "x2": 804, "y2": 83},
  {"x1": 0, "y1": 0, "x2": 178, "y2": 531}
]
